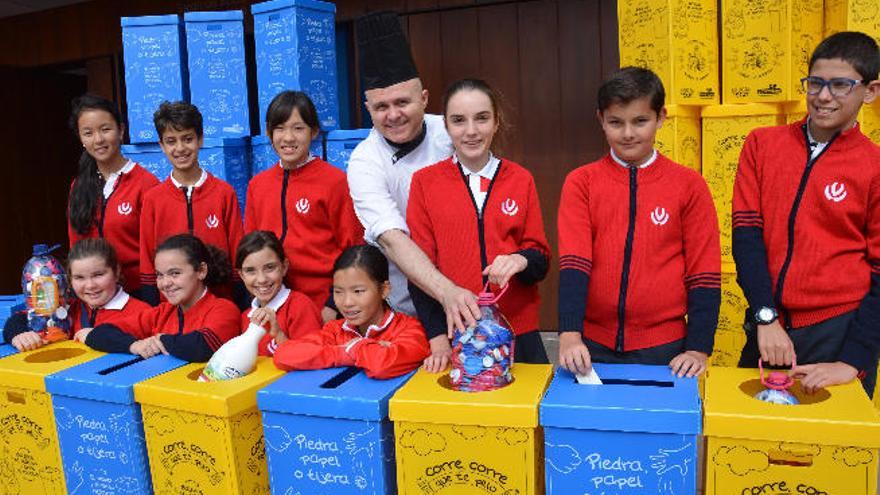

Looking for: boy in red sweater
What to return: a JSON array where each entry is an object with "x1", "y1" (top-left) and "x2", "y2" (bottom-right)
[
  {"x1": 733, "y1": 32, "x2": 880, "y2": 396},
  {"x1": 139, "y1": 101, "x2": 245, "y2": 308},
  {"x1": 558, "y1": 67, "x2": 721, "y2": 378}
]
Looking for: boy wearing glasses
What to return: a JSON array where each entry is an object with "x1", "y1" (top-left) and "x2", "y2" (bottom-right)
[{"x1": 733, "y1": 31, "x2": 880, "y2": 396}]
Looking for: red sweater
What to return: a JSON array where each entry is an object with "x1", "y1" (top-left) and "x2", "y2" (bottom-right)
[
  {"x1": 139, "y1": 173, "x2": 243, "y2": 289},
  {"x1": 558, "y1": 154, "x2": 721, "y2": 351},
  {"x1": 733, "y1": 120, "x2": 880, "y2": 327},
  {"x1": 245, "y1": 159, "x2": 364, "y2": 310},
  {"x1": 68, "y1": 164, "x2": 159, "y2": 292},
  {"x1": 240, "y1": 288, "x2": 322, "y2": 356},
  {"x1": 273, "y1": 311, "x2": 429, "y2": 379},
  {"x1": 407, "y1": 157, "x2": 550, "y2": 336},
  {"x1": 70, "y1": 292, "x2": 151, "y2": 333}
]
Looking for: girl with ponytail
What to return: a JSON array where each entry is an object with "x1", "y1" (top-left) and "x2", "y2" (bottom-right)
[
  {"x1": 67, "y1": 94, "x2": 158, "y2": 296},
  {"x1": 82, "y1": 233, "x2": 241, "y2": 362}
]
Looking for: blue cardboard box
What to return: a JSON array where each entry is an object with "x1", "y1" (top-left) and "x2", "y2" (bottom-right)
[
  {"x1": 0, "y1": 344, "x2": 16, "y2": 359},
  {"x1": 540, "y1": 365, "x2": 701, "y2": 495},
  {"x1": 121, "y1": 143, "x2": 172, "y2": 180},
  {"x1": 325, "y1": 129, "x2": 369, "y2": 172},
  {"x1": 200, "y1": 137, "x2": 251, "y2": 213},
  {"x1": 251, "y1": 0, "x2": 339, "y2": 131},
  {"x1": 46, "y1": 354, "x2": 186, "y2": 495},
  {"x1": 0, "y1": 294, "x2": 25, "y2": 343},
  {"x1": 184, "y1": 11, "x2": 250, "y2": 138},
  {"x1": 257, "y1": 367, "x2": 412, "y2": 495},
  {"x1": 121, "y1": 15, "x2": 189, "y2": 143},
  {"x1": 250, "y1": 133, "x2": 324, "y2": 175}
]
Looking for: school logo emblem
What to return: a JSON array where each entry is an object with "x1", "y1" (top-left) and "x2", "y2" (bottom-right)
[
  {"x1": 117, "y1": 202, "x2": 132, "y2": 216},
  {"x1": 295, "y1": 198, "x2": 310, "y2": 214},
  {"x1": 205, "y1": 214, "x2": 220, "y2": 229},
  {"x1": 651, "y1": 207, "x2": 670, "y2": 226},
  {"x1": 824, "y1": 182, "x2": 847, "y2": 202},
  {"x1": 501, "y1": 198, "x2": 519, "y2": 216}
]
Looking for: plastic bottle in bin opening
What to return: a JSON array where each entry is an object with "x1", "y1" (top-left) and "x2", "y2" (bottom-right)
[
  {"x1": 21, "y1": 243, "x2": 71, "y2": 342},
  {"x1": 754, "y1": 359, "x2": 800, "y2": 405},
  {"x1": 199, "y1": 322, "x2": 266, "y2": 381},
  {"x1": 449, "y1": 284, "x2": 514, "y2": 392}
]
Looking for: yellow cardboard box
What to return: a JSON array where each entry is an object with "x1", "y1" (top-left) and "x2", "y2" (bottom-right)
[
  {"x1": 704, "y1": 366, "x2": 880, "y2": 494},
  {"x1": 618, "y1": 0, "x2": 719, "y2": 105},
  {"x1": 0, "y1": 341, "x2": 104, "y2": 494},
  {"x1": 824, "y1": 0, "x2": 880, "y2": 44},
  {"x1": 701, "y1": 104, "x2": 785, "y2": 266},
  {"x1": 134, "y1": 357, "x2": 284, "y2": 495},
  {"x1": 721, "y1": 0, "x2": 824, "y2": 103},
  {"x1": 655, "y1": 104, "x2": 702, "y2": 172},
  {"x1": 784, "y1": 100, "x2": 808, "y2": 123},
  {"x1": 861, "y1": 101, "x2": 880, "y2": 146},
  {"x1": 390, "y1": 364, "x2": 553, "y2": 495}
]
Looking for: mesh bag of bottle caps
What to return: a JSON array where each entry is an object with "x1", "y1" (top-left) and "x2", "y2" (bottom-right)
[{"x1": 449, "y1": 297, "x2": 514, "y2": 392}]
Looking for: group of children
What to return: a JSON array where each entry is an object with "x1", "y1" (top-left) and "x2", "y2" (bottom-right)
[{"x1": 3, "y1": 31, "x2": 878, "y2": 397}]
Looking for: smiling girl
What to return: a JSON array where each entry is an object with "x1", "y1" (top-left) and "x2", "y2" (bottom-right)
[
  {"x1": 67, "y1": 95, "x2": 158, "y2": 295},
  {"x1": 236, "y1": 230, "x2": 322, "y2": 356},
  {"x1": 4, "y1": 239, "x2": 150, "y2": 351},
  {"x1": 244, "y1": 91, "x2": 363, "y2": 323},
  {"x1": 273, "y1": 245, "x2": 429, "y2": 379},
  {"x1": 407, "y1": 79, "x2": 552, "y2": 371},
  {"x1": 83, "y1": 233, "x2": 241, "y2": 362}
]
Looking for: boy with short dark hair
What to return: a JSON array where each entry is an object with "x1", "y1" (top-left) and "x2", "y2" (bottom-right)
[
  {"x1": 139, "y1": 101, "x2": 244, "y2": 307},
  {"x1": 557, "y1": 67, "x2": 721, "y2": 378},
  {"x1": 733, "y1": 31, "x2": 880, "y2": 396}
]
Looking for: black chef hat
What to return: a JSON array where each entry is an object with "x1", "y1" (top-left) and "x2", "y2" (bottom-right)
[{"x1": 356, "y1": 11, "x2": 419, "y2": 91}]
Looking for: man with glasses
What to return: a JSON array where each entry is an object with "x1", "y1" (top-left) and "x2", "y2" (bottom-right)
[{"x1": 732, "y1": 31, "x2": 880, "y2": 397}]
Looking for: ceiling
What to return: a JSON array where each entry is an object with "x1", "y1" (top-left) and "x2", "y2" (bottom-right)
[{"x1": 0, "y1": 0, "x2": 92, "y2": 19}]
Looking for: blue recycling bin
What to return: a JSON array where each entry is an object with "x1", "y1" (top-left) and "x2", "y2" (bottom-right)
[
  {"x1": 251, "y1": 0, "x2": 339, "y2": 131},
  {"x1": 257, "y1": 367, "x2": 412, "y2": 494},
  {"x1": 250, "y1": 133, "x2": 324, "y2": 175},
  {"x1": 0, "y1": 345, "x2": 16, "y2": 359},
  {"x1": 325, "y1": 129, "x2": 369, "y2": 172},
  {"x1": 200, "y1": 137, "x2": 251, "y2": 213},
  {"x1": 121, "y1": 143, "x2": 172, "y2": 180},
  {"x1": 45, "y1": 354, "x2": 186, "y2": 495},
  {"x1": 121, "y1": 15, "x2": 189, "y2": 143},
  {"x1": 184, "y1": 11, "x2": 250, "y2": 138},
  {"x1": 0, "y1": 294, "x2": 25, "y2": 343},
  {"x1": 540, "y1": 365, "x2": 701, "y2": 495}
]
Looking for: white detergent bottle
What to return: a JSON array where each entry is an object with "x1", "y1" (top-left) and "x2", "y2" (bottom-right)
[{"x1": 198, "y1": 322, "x2": 266, "y2": 382}]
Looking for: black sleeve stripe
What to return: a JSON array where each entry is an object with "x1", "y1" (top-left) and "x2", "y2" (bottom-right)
[
  {"x1": 559, "y1": 255, "x2": 593, "y2": 274},
  {"x1": 196, "y1": 328, "x2": 223, "y2": 351}
]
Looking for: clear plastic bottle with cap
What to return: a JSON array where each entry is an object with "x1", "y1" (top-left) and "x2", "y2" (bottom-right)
[
  {"x1": 449, "y1": 284, "x2": 515, "y2": 392},
  {"x1": 21, "y1": 243, "x2": 71, "y2": 343},
  {"x1": 754, "y1": 359, "x2": 800, "y2": 405},
  {"x1": 198, "y1": 322, "x2": 266, "y2": 381}
]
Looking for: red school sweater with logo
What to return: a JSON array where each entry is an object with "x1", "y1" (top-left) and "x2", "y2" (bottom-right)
[
  {"x1": 407, "y1": 157, "x2": 551, "y2": 335},
  {"x1": 139, "y1": 173, "x2": 244, "y2": 287},
  {"x1": 68, "y1": 164, "x2": 159, "y2": 292},
  {"x1": 244, "y1": 159, "x2": 364, "y2": 310},
  {"x1": 557, "y1": 154, "x2": 721, "y2": 351}
]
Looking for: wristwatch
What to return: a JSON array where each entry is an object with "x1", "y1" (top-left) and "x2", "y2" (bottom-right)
[{"x1": 754, "y1": 306, "x2": 778, "y2": 325}]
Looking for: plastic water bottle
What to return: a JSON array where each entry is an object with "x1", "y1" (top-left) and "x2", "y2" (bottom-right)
[
  {"x1": 754, "y1": 359, "x2": 800, "y2": 405},
  {"x1": 449, "y1": 284, "x2": 515, "y2": 392},
  {"x1": 198, "y1": 322, "x2": 266, "y2": 381},
  {"x1": 21, "y1": 244, "x2": 71, "y2": 342}
]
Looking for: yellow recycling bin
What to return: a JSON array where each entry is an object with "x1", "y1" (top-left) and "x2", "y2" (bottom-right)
[
  {"x1": 0, "y1": 341, "x2": 104, "y2": 494},
  {"x1": 721, "y1": 0, "x2": 824, "y2": 103},
  {"x1": 704, "y1": 366, "x2": 880, "y2": 494},
  {"x1": 861, "y1": 101, "x2": 880, "y2": 146},
  {"x1": 655, "y1": 104, "x2": 702, "y2": 172},
  {"x1": 390, "y1": 364, "x2": 553, "y2": 495},
  {"x1": 701, "y1": 103, "x2": 785, "y2": 268},
  {"x1": 617, "y1": 0, "x2": 719, "y2": 105},
  {"x1": 133, "y1": 357, "x2": 284, "y2": 495}
]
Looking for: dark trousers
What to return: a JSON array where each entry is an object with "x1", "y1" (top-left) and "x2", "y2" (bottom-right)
[
  {"x1": 514, "y1": 331, "x2": 549, "y2": 364},
  {"x1": 584, "y1": 337, "x2": 685, "y2": 365},
  {"x1": 739, "y1": 311, "x2": 877, "y2": 398}
]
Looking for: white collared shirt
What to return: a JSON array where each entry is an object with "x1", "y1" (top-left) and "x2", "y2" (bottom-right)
[
  {"x1": 246, "y1": 286, "x2": 291, "y2": 317},
  {"x1": 456, "y1": 153, "x2": 500, "y2": 214},
  {"x1": 102, "y1": 160, "x2": 136, "y2": 199},
  {"x1": 805, "y1": 117, "x2": 832, "y2": 160},
  {"x1": 341, "y1": 310, "x2": 396, "y2": 353},
  {"x1": 347, "y1": 114, "x2": 453, "y2": 315},
  {"x1": 170, "y1": 168, "x2": 208, "y2": 200},
  {"x1": 102, "y1": 286, "x2": 131, "y2": 310},
  {"x1": 278, "y1": 155, "x2": 316, "y2": 170},
  {"x1": 610, "y1": 148, "x2": 658, "y2": 169}
]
